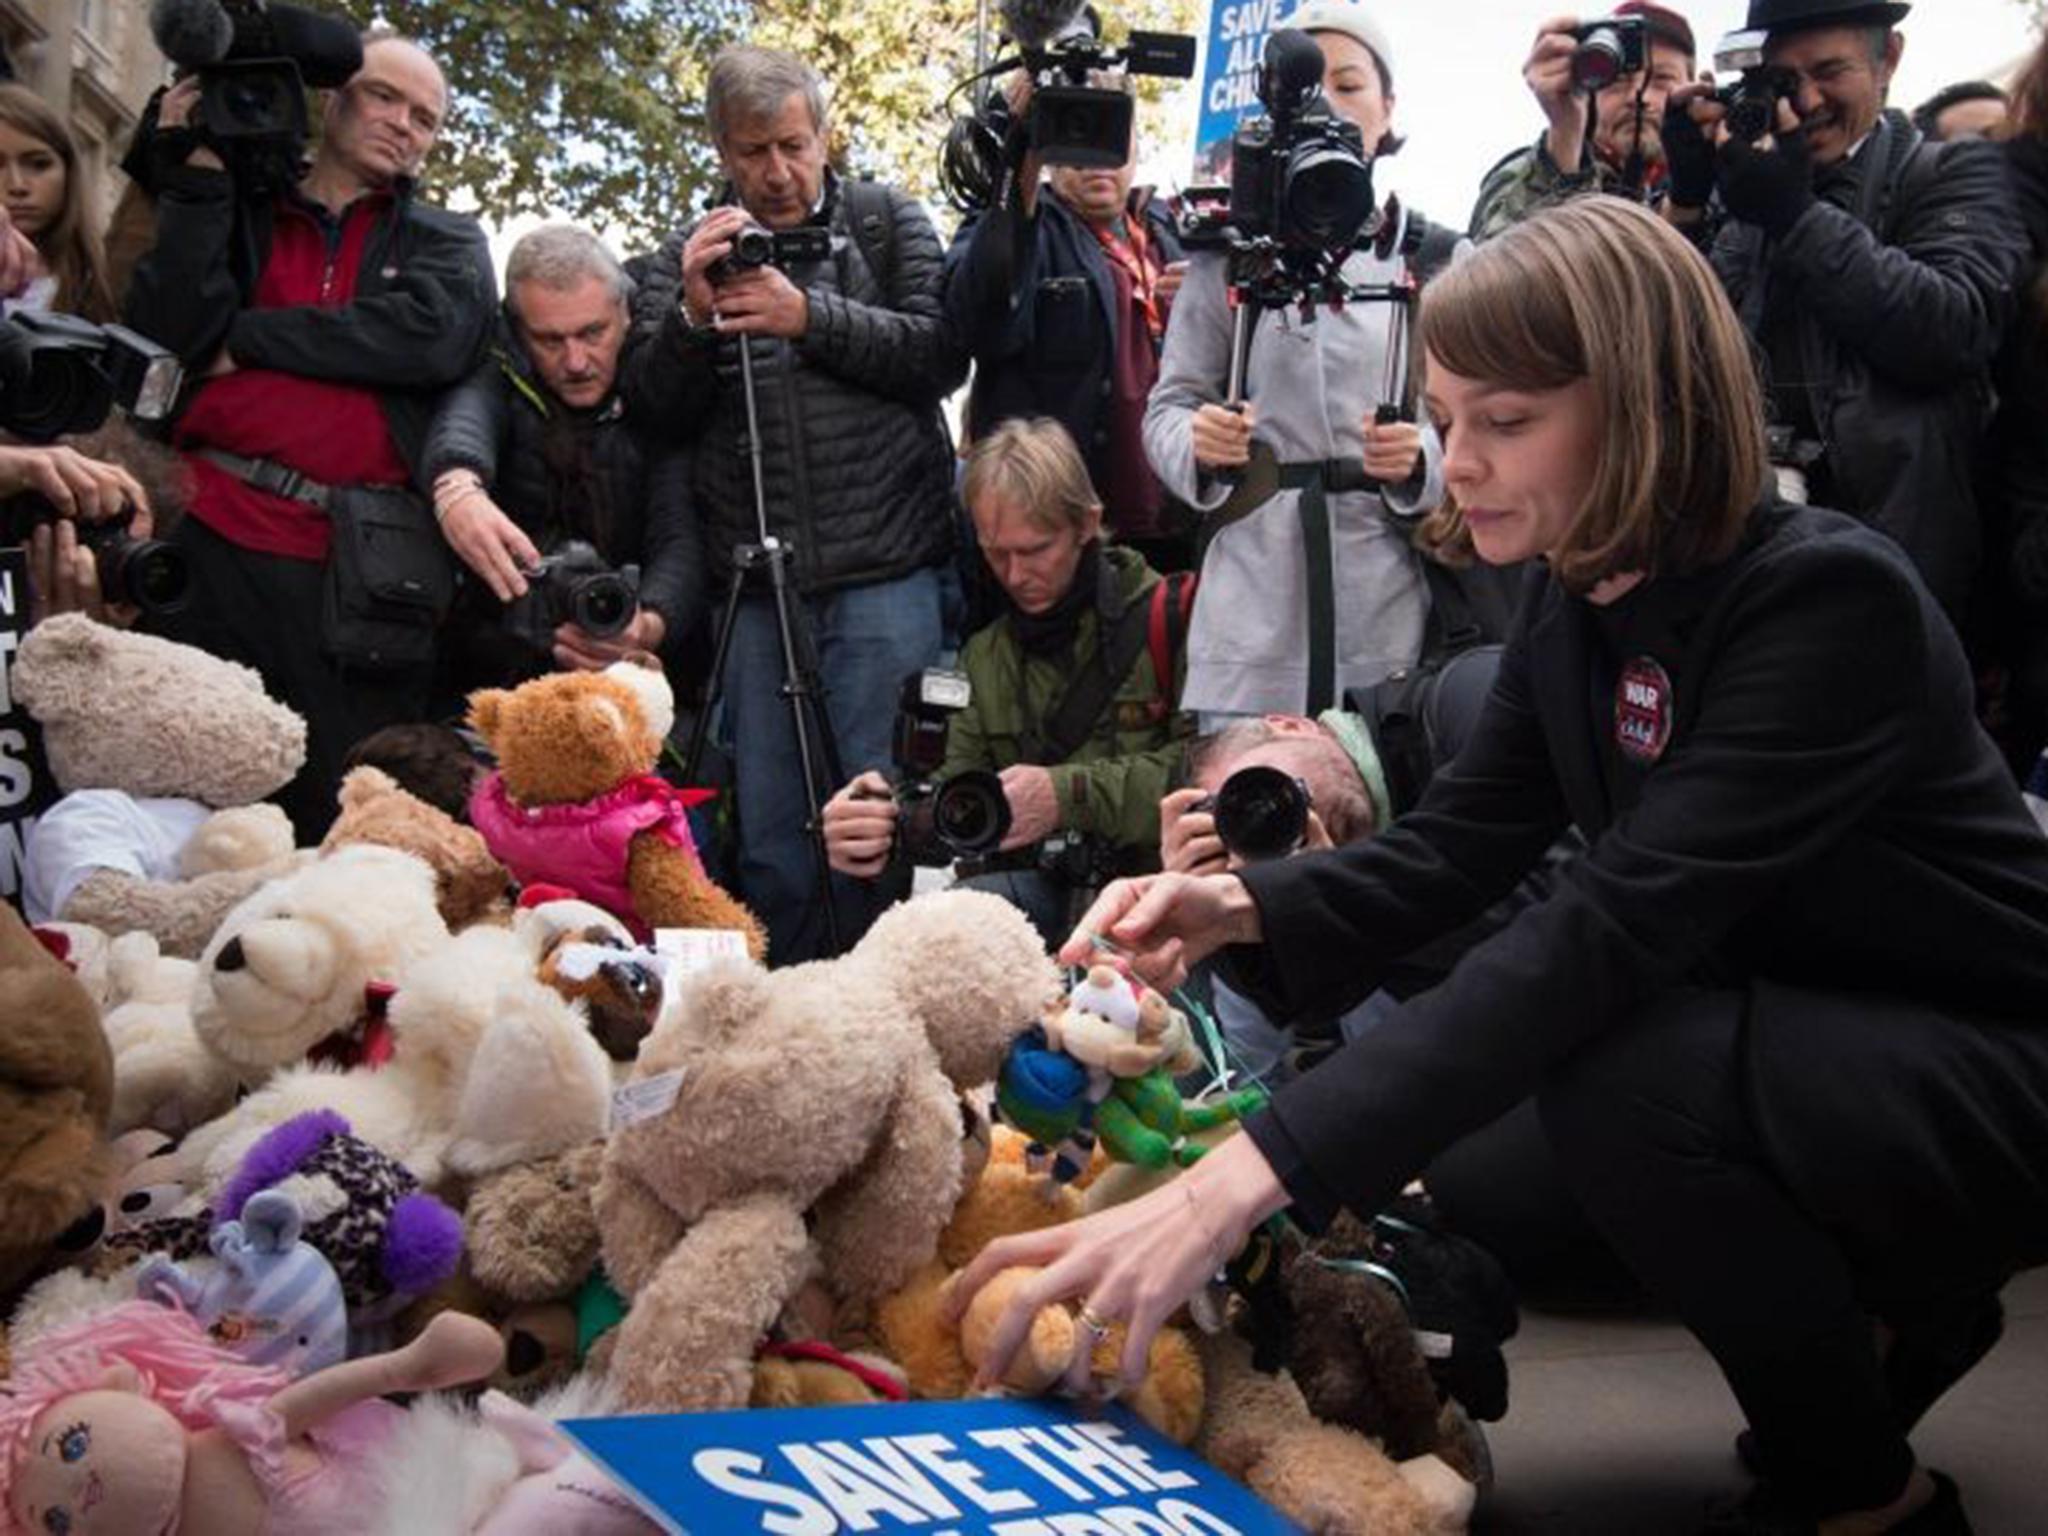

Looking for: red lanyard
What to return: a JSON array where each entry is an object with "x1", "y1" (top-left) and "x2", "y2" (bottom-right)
[{"x1": 1090, "y1": 218, "x2": 1164, "y2": 343}]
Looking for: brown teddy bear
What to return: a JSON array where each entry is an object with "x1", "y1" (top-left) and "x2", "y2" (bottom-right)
[
  {"x1": 321, "y1": 766, "x2": 510, "y2": 931},
  {"x1": 464, "y1": 662, "x2": 765, "y2": 958},
  {"x1": 0, "y1": 906, "x2": 116, "y2": 1312},
  {"x1": 14, "y1": 615, "x2": 307, "y2": 958},
  {"x1": 595, "y1": 888, "x2": 1057, "y2": 1411}
]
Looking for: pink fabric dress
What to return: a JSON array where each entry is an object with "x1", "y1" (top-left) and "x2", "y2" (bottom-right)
[{"x1": 469, "y1": 772, "x2": 714, "y2": 939}]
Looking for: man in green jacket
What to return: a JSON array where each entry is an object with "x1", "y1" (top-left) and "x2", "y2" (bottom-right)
[
  {"x1": 822, "y1": 418, "x2": 1191, "y2": 944},
  {"x1": 1468, "y1": 3, "x2": 1696, "y2": 242}
]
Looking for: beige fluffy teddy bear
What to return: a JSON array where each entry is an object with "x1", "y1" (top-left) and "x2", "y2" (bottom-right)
[
  {"x1": 14, "y1": 615, "x2": 307, "y2": 958},
  {"x1": 596, "y1": 888, "x2": 1057, "y2": 1412},
  {"x1": 97, "y1": 931, "x2": 238, "y2": 1137}
]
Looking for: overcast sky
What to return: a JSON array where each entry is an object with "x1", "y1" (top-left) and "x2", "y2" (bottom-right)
[{"x1": 1146, "y1": 0, "x2": 2045, "y2": 229}]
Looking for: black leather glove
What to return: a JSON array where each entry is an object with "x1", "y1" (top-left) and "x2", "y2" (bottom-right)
[
  {"x1": 1661, "y1": 96, "x2": 1717, "y2": 210},
  {"x1": 1717, "y1": 126, "x2": 1816, "y2": 237}
]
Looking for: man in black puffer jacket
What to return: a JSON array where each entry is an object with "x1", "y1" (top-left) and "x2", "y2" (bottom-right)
[
  {"x1": 623, "y1": 45, "x2": 963, "y2": 962},
  {"x1": 422, "y1": 224, "x2": 699, "y2": 700},
  {"x1": 1660, "y1": 0, "x2": 2028, "y2": 622}
]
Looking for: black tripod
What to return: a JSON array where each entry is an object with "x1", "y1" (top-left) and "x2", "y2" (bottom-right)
[{"x1": 683, "y1": 332, "x2": 848, "y2": 957}]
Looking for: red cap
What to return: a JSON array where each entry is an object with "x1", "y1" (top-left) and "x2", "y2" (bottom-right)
[
  {"x1": 516, "y1": 883, "x2": 581, "y2": 910},
  {"x1": 1615, "y1": 1, "x2": 1697, "y2": 59}
]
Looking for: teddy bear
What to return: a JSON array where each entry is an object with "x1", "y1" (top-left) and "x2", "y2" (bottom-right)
[
  {"x1": 0, "y1": 905, "x2": 117, "y2": 1313},
  {"x1": 322, "y1": 766, "x2": 510, "y2": 931},
  {"x1": 94, "y1": 930, "x2": 241, "y2": 1137},
  {"x1": 188, "y1": 843, "x2": 451, "y2": 1097},
  {"x1": 14, "y1": 614, "x2": 307, "y2": 958},
  {"x1": 464, "y1": 661, "x2": 766, "y2": 958},
  {"x1": 595, "y1": 887, "x2": 1058, "y2": 1412},
  {"x1": 175, "y1": 883, "x2": 630, "y2": 1197}
]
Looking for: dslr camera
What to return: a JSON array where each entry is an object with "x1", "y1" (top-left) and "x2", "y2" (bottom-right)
[
  {"x1": 0, "y1": 312, "x2": 182, "y2": 444},
  {"x1": 1194, "y1": 765, "x2": 1314, "y2": 863},
  {"x1": 502, "y1": 540, "x2": 640, "y2": 655},
  {"x1": 707, "y1": 223, "x2": 834, "y2": 284},
  {"x1": 886, "y1": 669, "x2": 1017, "y2": 861},
  {"x1": 1207, "y1": 29, "x2": 1379, "y2": 253},
  {"x1": 1713, "y1": 29, "x2": 1800, "y2": 143},
  {"x1": 10, "y1": 493, "x2": 189, "y2": 617},
  {"x1": 1570, "y1": 14, "x2": 1649, "y2": 92}
]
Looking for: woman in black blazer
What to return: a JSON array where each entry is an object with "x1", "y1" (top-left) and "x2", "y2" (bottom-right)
[{"x1": 954, "y1": 198, "x2": 2048, "y2": 1536}]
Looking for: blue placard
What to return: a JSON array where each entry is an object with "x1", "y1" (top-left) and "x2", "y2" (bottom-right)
[
  {"x1": 1192, "y1": 0, "x2": 1290, "y2": 181},
  {"x1": 560, "y1": 1397, "x2": 1303, "y2": 1535}
]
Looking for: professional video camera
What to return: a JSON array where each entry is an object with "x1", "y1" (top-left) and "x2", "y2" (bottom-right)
[
  {"x1": 501, "y1": 540, "x2": 641, "y2": 655},
  {"x1": 707, "y1": 223, "x2": 833, "y2": 284},
  {"x1": 0, "y1": 312, "x2": 182, "y2": 444},
  {"x1": 1712, "y1": 29, "x2": 1800, "y2": 143},
  {"x1": 146, "y1": 0, "x2": 365, "y2": 188},
  {"x1": 1194, "y1": 764, "x2": 1313, "y2": 863},
  {"x1": 1571, "y1": 14, "x2": 1648, "y2": 91},
  {"x1": 938, "y1": 0, "x2": 1197, "y2": 212},
  {"x1": 1218, "y1": 27, "x2": 1379, "y2": 253},
  {"x1": 12, "y1": 493, "x2": 189, "y2": 617}
]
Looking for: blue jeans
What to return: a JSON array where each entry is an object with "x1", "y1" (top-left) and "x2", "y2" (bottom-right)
[{"x1": 726, "y1": 567, "x2": 944, "y2": 962}]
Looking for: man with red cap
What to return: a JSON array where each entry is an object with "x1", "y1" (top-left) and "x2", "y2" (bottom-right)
[{"x1": 1469, "y1": 3, "x2": 1697, "y2": 240}]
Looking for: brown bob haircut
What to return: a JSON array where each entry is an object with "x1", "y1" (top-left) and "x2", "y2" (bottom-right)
[{"x1": 1417, "y1": 197, "x2": 1770, "y2": 594}]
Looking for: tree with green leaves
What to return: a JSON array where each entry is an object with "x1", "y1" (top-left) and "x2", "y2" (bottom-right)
[{"x1": 342, "y1": 0, "x2": 1201, "y2": 246}]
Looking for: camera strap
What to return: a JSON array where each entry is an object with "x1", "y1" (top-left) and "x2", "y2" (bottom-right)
[
  {"x1": 1036, "y1": 566, "x2": 1163, "y2": 766},
  {"x1": 195, "y1": 448, "x2": 336, "y2": 512},
  {"x1": 1278, "y1": 460, "x2": 1368, "y2": 716}
]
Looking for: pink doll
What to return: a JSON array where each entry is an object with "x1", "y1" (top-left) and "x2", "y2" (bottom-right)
[{"x1": 0, "y1": 1300, "x2": 502, "y2": 1535}]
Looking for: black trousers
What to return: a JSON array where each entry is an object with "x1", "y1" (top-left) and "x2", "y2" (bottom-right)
[
  {"x1": 1536, "y1": 985, "x2": 2048, "y2": 1514},
  {"x1": 159, "y1": 517, "x2": 429, "y2": 843}
]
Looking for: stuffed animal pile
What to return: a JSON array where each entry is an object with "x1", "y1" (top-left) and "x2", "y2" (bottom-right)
[{"x1": 2, "y1": 626, "x2": 1502, "y2": 1535}]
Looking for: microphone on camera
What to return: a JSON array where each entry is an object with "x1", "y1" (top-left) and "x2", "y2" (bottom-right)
[
  {"x1": 148, "y1": 0, "x2": 363, "y2": 90},
  {"x1": 997, "y1": 0, "x2": 1095, "y2": 50},
  {"x1": 1259, "y1": 28, "x2": 1327, "y2": 115}
]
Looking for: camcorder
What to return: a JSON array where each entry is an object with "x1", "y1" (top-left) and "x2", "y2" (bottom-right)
[
  {"x1": 1713, "y1": 29, "x2": 1800, "y2": 144},
  {"x1": 0, "y1": 312, "x2": 183, "y2": 444},
  {"x1": 1571, "y1": 14, "x2": 1649, "y2": 92},
  {"x1": 9, "y1": 494, "x2": 189, "y2": 617},
  {"x1": 707, "y1": 223, "x2": 834, "y2": 284},
  {"x1": 940, "y1": 0, "x2": 1195, "y2": 211},
  {"x1": 1194, "y1": 765, "x2": 1314, "y2": 863},
  {"x1": 145, "y1": 0, "x2": 366, "y2": 190},
  {"x1": 1180, "y1": 29, "x2": 1379, "y2": 256},
  {"x1": 502, "y1": 540, "x2": 641, "y2": 655}
]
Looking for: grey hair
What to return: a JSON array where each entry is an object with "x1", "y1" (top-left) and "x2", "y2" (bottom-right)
[
  {"x1": 705, "y1": 45, "x2": 828, "y2": 146},
  {"x1": 506, "y1": 224, "x2": 633, "y2": 308}
]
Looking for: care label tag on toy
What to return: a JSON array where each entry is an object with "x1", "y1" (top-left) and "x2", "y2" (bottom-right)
[
  {"x1": 611, "y1": 1068, "x2": 685, "y2": 1132},
  {"x1": 560, "y1": 1397, "x2": 1305, "y2": 1535},
  {"x1": 1413, "y1": 1328, "x2": 1455, "y2": 1360},
  {"x1": 653, "y1": 928, "x2": 752, "y2": 975}
]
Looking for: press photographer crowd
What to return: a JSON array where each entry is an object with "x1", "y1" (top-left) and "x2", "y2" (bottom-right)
[{"x1": 0, "y1": 0, "x2": 2046, "y2": 1529}]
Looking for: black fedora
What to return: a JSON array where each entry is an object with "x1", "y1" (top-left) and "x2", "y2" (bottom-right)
[{"x1": 1745, "y1": 0, "x2": 1911, "y2": 32}]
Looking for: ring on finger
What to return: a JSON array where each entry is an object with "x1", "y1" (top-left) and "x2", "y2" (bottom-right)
[{"x1": 1076, "y1": 1305, "x2": 1113, "y2": 1341}]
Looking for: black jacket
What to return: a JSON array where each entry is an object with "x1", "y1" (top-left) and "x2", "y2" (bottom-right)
[
  {"x1": 1988, "y1": 137, "x2": 2048, "y2": 611},
  {"x1": 621, "y1": 173, "x2": 962, "y2": 595},
  {"x1": 123, "y1": 160, "x2": 497, "y2": 477},
  {"x1": 1704, "y1": 110, "x2": 2027, "y2": 618},
  {"x1": 1228, "y1": 504, "x2": 2048, "y2": 1224},
  {"x1": 421, "y1": 321, "x2": 703, "y2": 640},
  {"x1": 944, "y1": 187, "x2": 1183, "y2": 505}
]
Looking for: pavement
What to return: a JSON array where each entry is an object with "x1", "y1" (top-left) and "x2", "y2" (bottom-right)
[{"x1": 1476, "y1": 1267, "x2": 2048, "y2": 1533}]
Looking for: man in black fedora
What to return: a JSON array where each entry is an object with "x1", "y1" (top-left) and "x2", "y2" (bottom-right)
[{"x1": 1663, "y1": 0, "x2": 2028, "y2": 624}]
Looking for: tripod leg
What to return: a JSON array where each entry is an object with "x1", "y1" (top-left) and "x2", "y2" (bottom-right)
[
  {"x1": 762, "y1": 550, "x2": 847, "y2": 958},
  {"x1": 682, "y1": 558, "x2": 751, "y2": 785}
]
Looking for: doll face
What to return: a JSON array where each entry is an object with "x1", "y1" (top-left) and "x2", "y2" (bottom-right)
[{"x1": 12, "y1": 1393, "x2": 183, "y2": 1536}]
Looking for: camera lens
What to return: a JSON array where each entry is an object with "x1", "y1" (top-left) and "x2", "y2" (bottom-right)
[
  {"x1": 1283, "y1": 143, "x2": 1377, "y2": 248},
  {"x1": 1727, "y1": 91, "x2": 1775, "y2": 142},
  {"x1": 1572, "y1": 27, "x2": 1626, "y2": 90},
  {"x1": 931, "y1": 769, "x2": 1013, "y2": 857},
  {"x1": 12, "y1": 348, "x2": 113, "y2": 443},
  {"x1": 88, "y1": 529, "x2": 190, "y2": 619},
  {"x1": 731, "y1": 228, "x2": 775, "y2": 267},
  {"x1": 570, "y1": 573, "x2": 636, "y2": 638},
  {"x1": 1212, "y1": 765, "x2": 1311, "y2": 863}
]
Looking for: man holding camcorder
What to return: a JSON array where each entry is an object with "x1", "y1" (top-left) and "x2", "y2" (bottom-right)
[
  {"x1": 820, "y1": 418, "x2": 1191, "y2": 949},
  {"x1": 623, "y1": 45, "x2": 962, "y2": 963},
  {"x1": 1662, "y1": 0, "x2": 2028, "y2": 621},
  {"x1": 422, "y1": 224, "x2": 697, "y2": 697},
  {"x1": 1469, "y1": 3, "x2": 1697, "y2": 240},
  {"x1": 123, "y1": 27, "x2": 496, "y2": 840}
]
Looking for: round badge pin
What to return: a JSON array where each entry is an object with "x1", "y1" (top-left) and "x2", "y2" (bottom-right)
[{"x1": 1615, "y1": 656, "x2": 1674, "y2": 766}]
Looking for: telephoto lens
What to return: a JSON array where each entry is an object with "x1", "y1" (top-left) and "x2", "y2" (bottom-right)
[
  {"x1": 1209, "y1": 765, "x2": 1312, "y2": 862},
  {"x1": 930, "y1": 769, "x2": 1014, "y2": 857}
]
